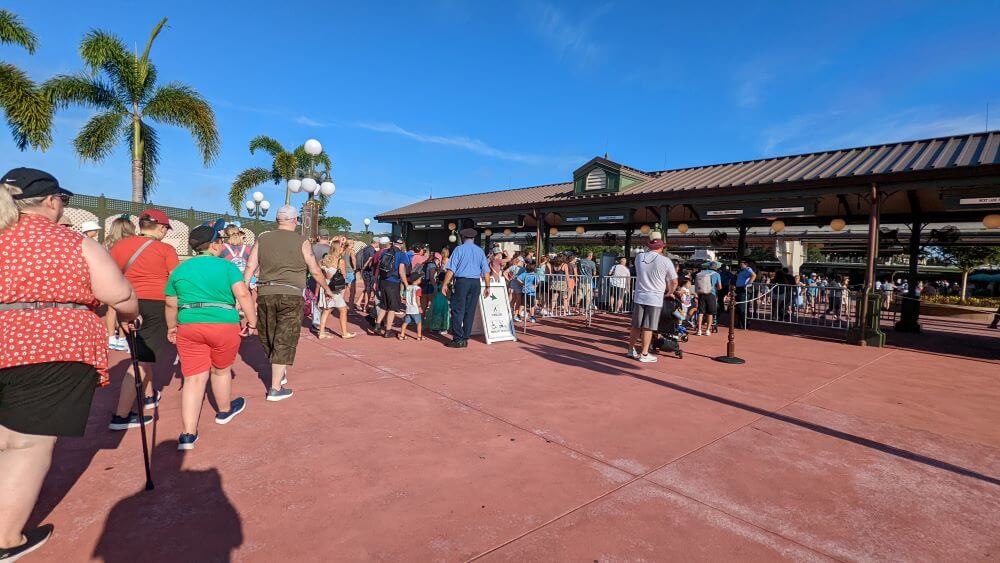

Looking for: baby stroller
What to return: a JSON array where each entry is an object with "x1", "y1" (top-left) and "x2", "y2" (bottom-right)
[{"x1": 653, "y1": 295, "x2": 686, "y2": 359}]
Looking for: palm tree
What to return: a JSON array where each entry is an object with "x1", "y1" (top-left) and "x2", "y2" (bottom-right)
[
  {"x1": 230, "y1": 135, "x2": 333, "y2": 214},
  {"x1": 43, "y1": 17, "x2": 219, "y2": 203},
  {"x1": 0, "y1": 9, "x2": 52, "y2": 150}
]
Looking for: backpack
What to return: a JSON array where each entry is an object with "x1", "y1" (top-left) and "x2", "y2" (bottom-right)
[
  {"x1": 695, "y1": 270, "x2": 716, "y2": 294},
  {"x1": 329, "y1": 270, "x2": 347, "y2": 292},
  {"x1": 377, "y1": 247, "x2": 398, "y2": 278},
  {"x1": 410, "y1": 261, "x2": 425, "y2": 281},
  {"x1": 223, "y1": 243, "x2": 249, "y2": 271}
]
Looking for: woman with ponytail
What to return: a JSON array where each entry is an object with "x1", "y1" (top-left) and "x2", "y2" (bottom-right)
[{"x1": 0, "y1": 168, "x2": 139, "y2": 560}]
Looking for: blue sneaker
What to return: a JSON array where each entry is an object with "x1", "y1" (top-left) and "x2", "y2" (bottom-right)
[
  {"x1": 215, "y1": 397, "x2": 246, "y2": 425},
  {"x1": 109, "y1": 412, "x2": 152, "y2": 431},
  {"x1": 266, "y1": 387, "x2": 293, "y2": 402},
  {"x1": 143, "y1": 389, "x2": 161, "y2": 410},
  {"x1": 177, "y1": 433, "x2": 198, "y2": 450}
]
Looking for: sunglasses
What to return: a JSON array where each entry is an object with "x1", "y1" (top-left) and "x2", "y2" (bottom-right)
[{"x1": 53, "y1": 194, "x2": 71, "y2": 205}]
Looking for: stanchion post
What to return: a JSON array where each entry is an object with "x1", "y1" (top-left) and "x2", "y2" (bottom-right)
[{"x1": 714, "y1": 287, "x2": 746, "y2": 364}]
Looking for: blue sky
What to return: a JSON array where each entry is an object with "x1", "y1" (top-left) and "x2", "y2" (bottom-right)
[{"x1": 2, "y1": 1, "x2": 998, "y2": 231}]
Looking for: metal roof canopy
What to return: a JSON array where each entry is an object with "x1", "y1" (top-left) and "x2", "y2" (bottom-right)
[{"x1": 376, "y1": 131, "x2": 1000, "y2": 229}]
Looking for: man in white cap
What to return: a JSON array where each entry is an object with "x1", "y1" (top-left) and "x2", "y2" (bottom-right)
[
  {"x1": 243, "y1": 205, "x2": 333, "y2": 402},
  {"x1": 80, "y1": 221, "x2": 101, "y2": 240}
]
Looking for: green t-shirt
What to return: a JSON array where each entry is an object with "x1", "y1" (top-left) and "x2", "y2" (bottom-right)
[{"x1": 164, "y1": 254, "x2": 244, "y2": 324}]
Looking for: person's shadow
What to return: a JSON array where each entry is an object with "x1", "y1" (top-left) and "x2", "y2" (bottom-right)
[{"x1": 92, "y1": 441, "x2": 243, "y2": 562}]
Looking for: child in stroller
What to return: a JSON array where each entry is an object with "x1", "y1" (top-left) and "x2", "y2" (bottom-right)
[{"x1": 653, "y1": 293, "x2": 687, "y2": 359}]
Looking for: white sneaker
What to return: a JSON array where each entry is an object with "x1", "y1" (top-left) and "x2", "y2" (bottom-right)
[
  {"x1": 639, "y1": 353, "x2": 658, "y2": 363},
  {"x1": 696, "y1": 330, "x2": 703, "y2": 336},
  {"x1": 626, "y1": 348, "x2": 638, "y2": 359}
]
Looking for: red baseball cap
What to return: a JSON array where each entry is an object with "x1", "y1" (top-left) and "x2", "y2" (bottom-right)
[
  {"x1": 140, "y1": 209, "x2": 172, "y2": 229},
  {"x1": 647, "y1": 240, "x2": 665, "y2": 251}
]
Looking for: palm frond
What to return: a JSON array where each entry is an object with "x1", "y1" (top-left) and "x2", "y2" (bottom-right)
[
  {"x1": 127, "y1": 120, "x2": 159, "y2": 201},
  {"x1": 0, "y1": 9, "x2": 37, "y2": 53},
  {"x1": 42, "y1": 73, "x2": 123, "y2": 111},
  {"x1": 79, "y1": 29, "x2": 144, "y2": 103},
  {"x1": 143, "y1": 82, "x2": 220, "y2": 165},
  {"x1": 292, "y1": 145, "x2": 332, "y2": 176},
  {"x1": 273, "y1": 151, "x2": 297, "y2": 180},
  {"x1": 248, "y1": 135, "x2": 285, "y2": 157},
  {"x1": 135, "y1": 18, "x2": 166, "y2": 103},
  {"x1": 73, "y1": 110, "x2": 125, "y2": 162},
  {"x1": 229, "y1": 167, "x2": 272, "y2": 214},
  {"x1": 0, "y1": 62, "x2": 52, "y2": 150}
]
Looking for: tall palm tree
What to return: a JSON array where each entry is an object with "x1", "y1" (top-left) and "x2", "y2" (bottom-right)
[
  {"x1": 43, "y1": 17, "x2": 219, "y2": 203},
  {"x1": 0, "y1": 9, "x2": 52, "y2": 150},
  {"x1": 230, "y1": 135, "x2": 333, "y2": 214}
]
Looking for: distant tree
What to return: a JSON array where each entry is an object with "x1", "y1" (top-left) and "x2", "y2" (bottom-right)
[
  {"x1": 0, "y1": 9, "x2": 52, "y2": 150},
  {"x1": 43, "y1": 17, "x2": 219, "y2": 202},
  {"x1": 938, "y1": 246, "x2": 1000, "y2": 302},
  {"x1": 805, "y1": 246, "x2": 824, "y2": 263},
  {"x1": 319, "y1": 216, "x2": 351, "y2": 232}
]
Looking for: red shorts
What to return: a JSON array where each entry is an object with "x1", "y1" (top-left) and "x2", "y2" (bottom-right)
[{"x1": 176, "y1": 323, "x2": 241, "y2": 377}]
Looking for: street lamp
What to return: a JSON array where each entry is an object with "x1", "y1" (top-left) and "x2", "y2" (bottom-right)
[
  {"x1": 363, "y1": 218, "x2": 371, "y2": 233},
  {"x1": 246, "y1": 192, "x2": 270, "y2": 226}
]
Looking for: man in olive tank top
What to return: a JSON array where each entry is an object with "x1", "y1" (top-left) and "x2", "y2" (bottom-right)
[{"x1": 243, "y1": 205, "x2": 333, "y2": 402}]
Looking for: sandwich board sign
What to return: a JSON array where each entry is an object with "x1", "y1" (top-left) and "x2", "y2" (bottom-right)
[{"x1": 471, "y1": 279, "x2": 517, "y2": 344}]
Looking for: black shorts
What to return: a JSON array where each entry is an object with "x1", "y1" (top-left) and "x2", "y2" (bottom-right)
[
  {"x1": 378, "y1": 280, "x2": 403, "y2": 312},
  {"x1": 0, "y1": 362, "x2": 98, "y2": 437},
  {"x1": 697, "y1": 293, "x2": 718, "y2": 315},
  {"x1": 135, "y1": 299, "x2": 171, "y2": 363}
]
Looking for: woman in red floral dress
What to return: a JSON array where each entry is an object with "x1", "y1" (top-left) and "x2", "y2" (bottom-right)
[{"x1": 0, "y1": 168, "x2": 139, "y2": 560}]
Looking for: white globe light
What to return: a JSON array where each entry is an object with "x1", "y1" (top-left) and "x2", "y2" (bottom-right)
[
  {"x1": 677, "y1": 223, "x2": 689, "y2": 233},
  {"x1": 830, "y1": 218, "x2": 846, "y2": 232},
  {"x1": 301, "y1": 177, "x2": 318, "y2": 194},
  {"x1": 304, "y1": 139, "x2": 322, "y2": 156},
  {"x1": 320, "y1": 181, "x2": 336, "y2": 196},
  {"x1": 288, "y1": 179, "x2": 302, "y2": 193},
  {"x1": 771, "y1": 220, "x2": 786, "y2": 233},
  {"x1": 245, "y1": 200, "x2": 255, "y2": 211},
  {"x1": 575, "y1": 226, "x2": 585, "y2": 234},
  {"x1": 448, "y1": 234, "x2": 457, "y2": 243},
  {"x1": 260, "y1": 200, "x2": 270, "y2": 211},
  {"x1": 364, "y1": 218, "x2": 371, "y2": 226},
  {"x1": 252, "y1": 191, "x2": 264, "y2": 203}
]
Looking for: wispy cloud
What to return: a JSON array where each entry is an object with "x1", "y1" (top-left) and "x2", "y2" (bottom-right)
[
  {"x1": 354, "y1": 121, "x2": 581, "y2": 167},
  {"x1": 523, "y1": 2, "x2": 610, "y2": 67},
  {"x1": 295, "y1": 116, "x2": 329, "y2": 127},
  {"x1": 760, "y1": 111, "x2": 842, "y2": 154},
  {"x1": 734, "y1": 64, "x2": 772, "y2": 108}
]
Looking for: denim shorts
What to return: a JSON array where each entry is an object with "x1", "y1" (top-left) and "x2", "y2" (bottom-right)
[
  {"x1": 346, "y1": 272, "x2": 356, "y2": 284},
  {"x1": 403, "y1": 313, "x2": 422, "y2": 325}
]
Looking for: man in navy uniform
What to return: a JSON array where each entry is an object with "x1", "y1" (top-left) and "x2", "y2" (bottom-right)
[{"x1": 441, "y1": 228, "x2": 490, "y2": 348}]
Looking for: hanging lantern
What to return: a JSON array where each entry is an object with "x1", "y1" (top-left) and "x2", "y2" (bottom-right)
[
  {"x1": 448, "y1": 222, "x2": 456, "y2": 231},
  {"x1": 503, "y1": 228, "x2": 512, "y2": 236},
  {"x1": 830, "y1": 218, "x2": 846, "y2": 232},
  {"x1": 984, "y1": 214, "x2": 1000, "y2": 229},
  {"x1": 771, "y1": 220, "x2": 786, "y2": 233},
  {"x1": 639, "y1": 224, "x2": 651, "y2": 234},
  {"x1": 484, "y1": 228, "x2": 493, "y2": 237},
  {"x1": 677, "y1": 223, "x2": 689, "y2": 233},
  {"x1": 549, "y1": 227, "x2": 558, "y2": 236},
  {"x1": 448, "y1": 234, "x2": 457, "y2": 243},
  {"x1": 575, "y1": 226, "x2": 585, "y2": 234},
  {"x1": 649, "y1": 231, "x2": 662, "y2": 240}
]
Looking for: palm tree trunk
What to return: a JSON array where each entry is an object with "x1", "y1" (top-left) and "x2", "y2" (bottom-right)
[{"x1": 131, "y1": 111, "x2": 143, "y2": 203}]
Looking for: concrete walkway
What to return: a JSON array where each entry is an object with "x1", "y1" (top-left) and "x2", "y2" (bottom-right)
[{"x1": 28, "y1": 313, "x2": 1000, "y2": 561}]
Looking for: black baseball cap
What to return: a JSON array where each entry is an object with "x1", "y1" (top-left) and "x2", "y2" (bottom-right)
[
  {"x1": 393, "y1": 237, "x2": 405, "y2": 244},
  {"x1": 459, "y1": 227, "x2": 477, "y2": 238},
  {"x1": 189, "y1": 218, "x2": 226, "y2": 250},
  {"x1": 2, "y1": 167, "x2": 73, "y2": 200}
]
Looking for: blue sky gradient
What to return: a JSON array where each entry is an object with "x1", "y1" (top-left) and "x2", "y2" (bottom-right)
[{"x1": 2, "y1": 1, "x2": 998, "y2": 230}]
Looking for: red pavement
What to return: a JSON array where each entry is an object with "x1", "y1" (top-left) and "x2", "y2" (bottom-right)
[{"x1": 26, "y1": 312, "x2": 1000, "y2": 561}]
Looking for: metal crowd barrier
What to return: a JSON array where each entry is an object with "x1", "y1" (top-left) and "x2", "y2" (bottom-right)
[
  {"x1": 500, "y1": 273, "x2": 639, "y2": 333},
  {"x1": 744, "y1": 282, "x2": 855, "y2": 330}
]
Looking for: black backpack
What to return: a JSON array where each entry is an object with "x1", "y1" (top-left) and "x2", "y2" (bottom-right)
[{"x1": 377, "y1": 247, "x2": 397, "y2": 278}]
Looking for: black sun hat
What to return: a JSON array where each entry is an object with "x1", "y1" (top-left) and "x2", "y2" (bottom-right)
[{"x1": 2, "y1": 167, "x2": 73, "y2": 200}]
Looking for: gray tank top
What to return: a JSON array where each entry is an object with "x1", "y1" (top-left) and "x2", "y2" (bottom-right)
[{"x1": 256, "y1": 230, "x2": 307, "y2": 296}]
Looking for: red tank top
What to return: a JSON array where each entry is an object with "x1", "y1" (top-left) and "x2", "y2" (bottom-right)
[{"x1": 0, "y1": 214, "x2": 109, "y2": 384}]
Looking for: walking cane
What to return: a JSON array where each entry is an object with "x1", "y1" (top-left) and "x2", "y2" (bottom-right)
[{"x1": 123, "y1": 328, "x2": 155, "y2": 491}]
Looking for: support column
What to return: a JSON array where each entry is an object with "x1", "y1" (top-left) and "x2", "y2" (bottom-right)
[
  {"x1": 535, "y1": 210, "x2": 544, "y2": 259},
  {"x1": 850, "y1": 183, "x2": 885, "y2": 347},
  {"x1": 736, "y1": 223, "x2": 748, "y2": 261},
  {"x1": 624, "y1": 224, "x2": 633, "y2": 259},
  {"x1": 895, "y1": 220, "x2": 922, "y2": 332},
  {"x1": 659, "y1": 204, "x2": 669, "y2": 242}
]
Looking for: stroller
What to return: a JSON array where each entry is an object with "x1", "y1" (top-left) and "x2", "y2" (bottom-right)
[{"x1": 653, "y1": 295, "x2": 686, "y2": 359}]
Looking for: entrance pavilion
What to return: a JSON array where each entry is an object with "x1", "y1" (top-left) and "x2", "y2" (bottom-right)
[{"x1": 377, "y1": 130, "x2": 1000, "y2": 345}]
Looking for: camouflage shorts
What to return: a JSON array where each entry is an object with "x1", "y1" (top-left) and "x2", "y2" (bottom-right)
[{"x1": 257, "y1": 294, "x2": 305, "y2": 365}]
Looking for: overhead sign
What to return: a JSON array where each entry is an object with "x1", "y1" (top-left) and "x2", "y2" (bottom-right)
[
  {"x1": 944, "y1": 193, "x2": 1000, "y2": 210},
  {"x1": 474, "y1": 216, "x2": 522, "y2": 228},
  {"x1": 696, "y1": 201, "x2": 815, "y2": 219},
  {"x1": 470, "y1": 279, "x2": 517, "y2": 344},
  {"x1": 411, "y1": 221, "x2": 445, "y2": 230},
  {"x1": 557, "y1": 209, "x2": 631, "y2": 224}
]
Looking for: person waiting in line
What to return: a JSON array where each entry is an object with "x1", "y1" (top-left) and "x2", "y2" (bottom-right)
[
  {"x1": 420, "y1": 252, "x2": 442, "y2": 313},
  {"x1": 516, "y1": 261, "x2": 540, "y2": 323},
  {"x1": 609, "y1": 256, "x2": 631, "y2": 313},
  {"x1": 398, "y1": 272, "x2": 425, "y2": 341},
  {"x1": 535, "y1": 255, "x2": 550, "y2": 315},
  {"x1": 440, "y1": 228, "x2": 490, "y2": 348},
  {"x1": 0, "y1": 168, "x2": 139, "y2": 560},
  {"x1": 342, "y1": 238, "x2": 359, "y2": 308},
  {"x1": 356, "y1": 238, "x2": 378, "y2": 313},
  {"x1": 164, "y1": 220, "x2": 257, "y2": 450},
  {"x1": 103, "y1": 215, "x2": 137, "y2": 352},
  {"x1": 108, "y1": 208, "x2": 179, "y2": 430},
  {"x1": 317, "y1": 246, "x2": 355, "y2": 339},
  {"x1": 80, "y1": 221, "x2": 100, "y2": 240},
  {"x1": 373, "y1": 238, "x2": 411, "y2": 338},
  {"x1": 734, "y1": 259, "x2": 757, "y2": 328},
  {"x1": 694, "y1": 261, "x2": 722, "y2": 336},
  {"x1": 627, "y1": 239, "x2": 678, "y2": 363}
]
